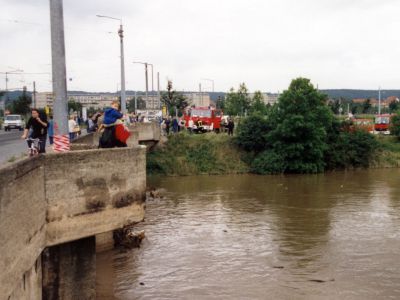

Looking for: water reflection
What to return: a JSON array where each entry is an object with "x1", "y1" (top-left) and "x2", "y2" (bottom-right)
[{"x1": 97, "y1": 170, "x2": 400, "y2": 299}]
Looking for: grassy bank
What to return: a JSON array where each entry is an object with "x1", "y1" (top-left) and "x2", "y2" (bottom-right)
[
  {"x1": 147, "y1": 132, "x2": 400, "y2": 176},
  {"x1": 147, "y1": 133, "x2": 250, "y2": 176},
  {"x1": 373, "y1": 135, "x2": 400, "y2": 168}
]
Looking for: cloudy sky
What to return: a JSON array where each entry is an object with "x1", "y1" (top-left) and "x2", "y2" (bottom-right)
[{"x1": 1, "y1": 0, "x2": 399, "y2": 93}]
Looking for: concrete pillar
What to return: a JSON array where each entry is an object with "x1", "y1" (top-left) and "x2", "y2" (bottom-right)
[
  {"x1": 95, "y1": 232, "x2": 114, "y2": 253},
  {"x1": 42, "y1": 236, "x2": 96, "y2": 300}
]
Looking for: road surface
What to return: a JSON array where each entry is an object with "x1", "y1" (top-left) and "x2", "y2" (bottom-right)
[
  {"x1": 0, "y1": 129, "x2": 28, "y2": 164},
  {"x1": 0, "y1": 129, "x2": 28, "y2": 165}
]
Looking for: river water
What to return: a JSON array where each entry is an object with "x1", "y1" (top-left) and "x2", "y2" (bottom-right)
[{"x1": 97, "y1": 169, "x2": 400, "y2": 299}]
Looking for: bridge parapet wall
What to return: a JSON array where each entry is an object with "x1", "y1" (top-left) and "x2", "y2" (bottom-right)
[{"x1": 0, "y1": 146, "x2": 146, "y2": 299}]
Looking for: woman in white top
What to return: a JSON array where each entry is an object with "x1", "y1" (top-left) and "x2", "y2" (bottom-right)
[{"x1": 68, "y1": 115, "x2": 77, "y2": 141}]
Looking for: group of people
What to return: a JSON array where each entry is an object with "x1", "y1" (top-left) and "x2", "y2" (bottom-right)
[
  {"x1": 21, "y1": 100, "x2": 131, "y2": 154},
  {"x1": 159, "y1": 116, "x2": 235, "y2": 135}
]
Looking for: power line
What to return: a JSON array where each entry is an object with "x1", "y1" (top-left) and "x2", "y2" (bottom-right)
[{"x1": 0, "y1": 18, "x2": 116, "y2": 35}]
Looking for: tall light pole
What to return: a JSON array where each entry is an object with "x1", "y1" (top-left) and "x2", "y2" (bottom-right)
[
  {"x1": 96, "y1": 15, "x2": 126, "y2": 114},
  {"x1": 50, "y1": 0, "x2": 70, "y2": 151},
  {"x1": 149, "y1": 64, "x2": 154, "y2": 108},
  {"x1": 133, "y1": 61, "x2": 153, "y2": 108},
  {"x1": 157, "y1": 72, "x2": 161, "y2": 109},
  {"x1": 378, "y1": 86, "x2": 381, "y2": 115}
]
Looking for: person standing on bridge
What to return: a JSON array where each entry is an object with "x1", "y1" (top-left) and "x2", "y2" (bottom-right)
[
  {"x1": 99, "y1": 101, "x2": 130, "y2": 148},
  {"x1": 48, "y1": 115, "x2": 54, "y2": 145},
  {"x1": 21, "y1": 108, "x2": 48, "y2": 153}
]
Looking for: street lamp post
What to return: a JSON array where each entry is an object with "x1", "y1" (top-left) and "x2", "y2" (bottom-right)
[
  {"x1": 96, "y1": 15, "x2": 126, "y2": 114},
  {"x1": 378, "y1": 86, "x2": 381, "y2": 115},
  {"x1": 133, "y1": 61, "x2": 153, "y2": 108}
]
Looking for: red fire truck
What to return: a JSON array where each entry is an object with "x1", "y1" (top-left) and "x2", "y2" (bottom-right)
[
  {"x1": 183, "y1": 107, "x2": 223, "y2": 133},
  {"x1": 374, "y1": 114, "x2": 392, "y2": 134}
]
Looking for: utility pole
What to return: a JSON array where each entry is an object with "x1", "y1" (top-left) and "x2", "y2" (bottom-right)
[
  {"x1": 33, "y1": 81, "x2": 36, "y2": 108},
  {"x1": 134, "y1": 90, "x2": 137, "y2": 113},
  {"x1": 157, "y1": 72, "x2": 161, "y2": 109},
  {"x1": 96, "y1": 15, "x2": 126, "y2": 114},
  {"x1": 199, "y1": 83, "x2": 202, "y2": 106},
  {"x1": 50, "y1": 0, "x2": 70, "y2": 151},
  {"x1": 118, "y1": 24, "x2": 126, "y2": 114},
  {"x1": 145, "y1": 63, "x2": 149, "y2": 105},
  {"x1": 378, "y1": 86, "x2": 381, "y2": 115}
]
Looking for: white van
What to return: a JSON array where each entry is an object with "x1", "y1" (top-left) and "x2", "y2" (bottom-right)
[{"x1": 4, "y1": 114, "x2": 25, "y2": 131}]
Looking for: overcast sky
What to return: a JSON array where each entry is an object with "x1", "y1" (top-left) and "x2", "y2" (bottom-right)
[{"x1": 1, "y1": 0, "x2": 399, "y2": 93}]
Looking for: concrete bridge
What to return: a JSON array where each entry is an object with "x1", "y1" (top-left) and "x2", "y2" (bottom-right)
[
  {"x1": 0, "y1": 142, "x2": 147, "y2": 299},
  {"x1": 71, "y1": 122, "x2": 162, "y2": 150}
]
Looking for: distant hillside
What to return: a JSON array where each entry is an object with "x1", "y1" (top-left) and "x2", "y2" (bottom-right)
[
  {"x1": 320, "y1": 89, "x2": 400, "y2": 100},
  {"x1": 2, "y1": 91, "x2": 32, "y2": 106}
]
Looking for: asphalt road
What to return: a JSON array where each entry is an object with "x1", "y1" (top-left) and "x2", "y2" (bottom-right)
[{"x1": 0, "y1": 129, "x2": 29, "y2": 164}]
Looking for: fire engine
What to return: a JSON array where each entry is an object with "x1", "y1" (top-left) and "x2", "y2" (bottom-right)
[
  {"x1": 183, "y1": 107, "x2": 223, "y2": 133},
  {"x1": 374, "y1": 114, "x2": 392, "y2": 134}
]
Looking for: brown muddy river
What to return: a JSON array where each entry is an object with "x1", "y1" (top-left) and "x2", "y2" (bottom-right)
[{"x1": 97, "y1": 169, "x2": 400, "y2": 299}]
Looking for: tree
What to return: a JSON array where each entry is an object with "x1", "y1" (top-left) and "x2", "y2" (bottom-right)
[
  {"x1": 362, "y1": 99, "x2": 371, "y2": 114},
  {"x1": 128, "y1": 97, "x2": 146, "y2": 112},
  {"x1": 236, "y1": 113, "x2": 272, "y2": 153},
  {"x1": 389, "y1": 99, "x2": 400, "y2": 113},
  {"x1": 216, "y1": 96, "x2": 224, "y2": 110},
  {"x1": 328, "y1": 99, "x2": 341, "y2": 114},
  {"x1": 161, "y1": 80, "x2": 189, "y2": 116},
  {"x1": 11, "y1": 89, "x2": 32, "y2": 115},
  {"x1": 224, "y1": 83, "x2": 251, "y2": 116},
  {"x1": 68, "y1": 100, "x2": 82, "y2": 113},
  {"x1": 390, "y1": 111, "x2": 400, "y2": 140},
  {"x1": 249, "y1": 91, "x2": 268, "y2": 115}
]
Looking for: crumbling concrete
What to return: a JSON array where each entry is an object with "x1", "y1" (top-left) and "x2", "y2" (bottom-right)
[{"x1": 0, "y1": 145, "x2": 146, "y2": 299}]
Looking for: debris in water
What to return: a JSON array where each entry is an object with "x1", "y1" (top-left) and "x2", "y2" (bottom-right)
[
  {"x1": 308, "y1": 278, "x2": 335, "y2": 283},
  {"x1": 140, "y1": 282, "x2": 145, "y2": 286},
  {"x1": 114, "y1": 226, "x2": 145, "y2": 249},
  {"x1": 273, "y1": 265, "x2": 284, "y2": 269},
  {"x1": 146, "y1": 187, "x2": 166, "y2": 201}
]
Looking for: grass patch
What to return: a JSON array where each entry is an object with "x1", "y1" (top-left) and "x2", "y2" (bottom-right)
[
  {"x1": 372, "y1": 135, "x2": 400, "y2": 168},
  {"x1": 147, "y1": 132, "x2": 250, "y2": 176}
]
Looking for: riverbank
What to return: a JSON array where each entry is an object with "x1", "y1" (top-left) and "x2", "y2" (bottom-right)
[
  {"x1": 147, "y1": 133, "x2": 250, "y2": 176},
  {"x1": 147, "y1": 133, "x2": 400, "y2": 176},
  {"x1": 372, "y1": 135, "x2": 400, "y2": 168}
]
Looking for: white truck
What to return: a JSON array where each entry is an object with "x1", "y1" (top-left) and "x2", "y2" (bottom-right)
[{"x1": 4, "y1": 114, "x2": 25, "y2": 131}]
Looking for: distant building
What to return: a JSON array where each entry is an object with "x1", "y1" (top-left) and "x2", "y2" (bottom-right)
[
  {"x1": 36, "y1": 92, "x2": 121, "y2": 110},
  {"x1": 351, "y1": 97, "x2": 397, "y2": 108},
  {"x1": 34, "y1": 91, "x2": 213, "y2": 111},
  {"x1": 141, "y1": 95, "x2": 161, "y2": 110},
  {"x1": 68, "y1": 93, "x2": 119, "y2": 109},
  {"x1": 184, "y1": 92, "x2": 211, "y2": 107},
  {"x1": 248, "y1": 93, "x2": 279, "y2": 105},
  {"x1": 35, "y1": 92, "x2": 54, "y2": 109}
]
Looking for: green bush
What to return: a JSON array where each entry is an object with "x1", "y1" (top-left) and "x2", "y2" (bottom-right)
[
  {"x1": 251, "y1": 150, "x2": 286, "y2": 174},
  {"x1": 325, "y1": 129, "x2": 379, "y2": 169},
  {"x1": 235, "y1": 113, "x2": 271, "y2": 153},
  {"x1": 390, "y1": 113, "x2": 400, "y2": 140},
  {"x1": 236, "y1": 78, "x2": 380, "y2": 174}
]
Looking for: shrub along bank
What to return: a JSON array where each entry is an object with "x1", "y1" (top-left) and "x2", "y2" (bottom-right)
[
  {"x1": 146, "y1": 129, "x2": 400, "y2": 176},
  {"x1": 147, "y1": 78, "x2": 400, "y2": 176},
  {"x1": 147, "y1": 133, "x2": 249, "y2": 176}
]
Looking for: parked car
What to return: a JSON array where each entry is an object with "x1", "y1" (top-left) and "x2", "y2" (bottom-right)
[{"x1": 4, "y1": 114, "x2": 25, "y2": 131}]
